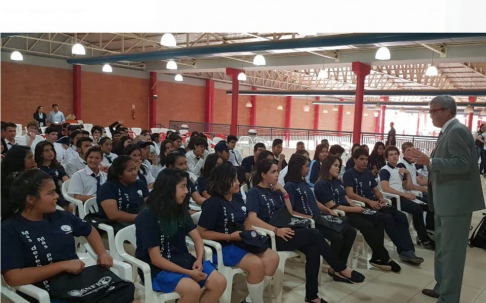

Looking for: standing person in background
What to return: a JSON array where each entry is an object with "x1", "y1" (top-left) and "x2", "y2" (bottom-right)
[
  {"x1": 296, "y1": 141, "x2": 305, "y2": 151},
  {"x1": 33, "y1": 106, "x2": 47, "y2": 129},
  {"x1": 227, "y1": 135, "x2": 243, "y2": 166},
  {"x1": 386, "y1": 122, "x2": 396, "y2": 147},
  {"x1": 46, "y1": 104, "x2": 66, "y2": 126},
  {"x1": 272, "y1": 139, "x2": 287, "y2": 172},
  {"x1": 475, "y1": 124, "x2": 486, "y2": 175},
  {"x1": 410, "y1": 95, "x2": 486, "y2": 302}
]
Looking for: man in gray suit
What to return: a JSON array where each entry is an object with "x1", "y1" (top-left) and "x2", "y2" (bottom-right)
[{"x1": 411, "y1": 95, "x2": 485, "y2": 302}]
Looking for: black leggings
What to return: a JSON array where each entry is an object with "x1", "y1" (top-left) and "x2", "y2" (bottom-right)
[
  {"x1": 396, "y1": 197, "x2": 432, "y2": 243},
  {"x1": 276, "y1": 228, "x2": 347, "y2": 300},
  {"x1": 315, "y1": 225, "x2": 357, "y2": 263},
  {"x1": 346, "y1": 213, "x2": 390, "y2": 262}
]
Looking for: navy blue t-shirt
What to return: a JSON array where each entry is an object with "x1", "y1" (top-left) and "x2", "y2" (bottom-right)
[
  {"x1": 97, "y1": 179, "x2": 149, "y2": 218},
  {"x1": 284, "y1": 181, "x2": 319, "y2": 216},
  {"x1": 343, "y1": 168, "x2": 378, "y2": 200},
  {"x1": 196, "y1": 176, "x2": 208, "y2": 195},
  {"x1": 1, "y1": 211, "x2": 92, "y2": 290},
  {"x1": 135, "y1": 208, "x2": 195, "y2": 278},
  {"x1": 39, "y1": 164, "x2": 67, "y2": 196},
  {"x1": 308, "y1": 160, "x2": 321, "y2": 186},
  {"x1": 241, "y1": 156, "x2": 255, "y2": 174},
  {"x1": 198, "y1": 195, "x2": 247, "y2": 236},
  {"x1": 345, "y1": 158, "x2": 355, "y2": 171},
  {"x1": 314, "y1": 179, "x2": 350, "y2": 206},
  {"x1": 369, "y1": 156, "x2": 386, "y2": 171},
  {"x1": 246, "y1": 186, "x2": 284, "y2": 223}
]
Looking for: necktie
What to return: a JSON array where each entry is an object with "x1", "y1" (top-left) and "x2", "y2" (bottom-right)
[
  {"x1": 231, "y1": 150, "x2": 241, "y2": 165},
  {"x1": 105, "y1": 155, "x2": 112, "y2": 164},
  {"x1": 91, "y1": 173, "x2": 101, "y2": 192},
  {"x1": 138, "y1": 171, "x2": 148, "y2": 186},
  {"x1": 196, "y1": 157, "x2": 200, "y2": 161}
]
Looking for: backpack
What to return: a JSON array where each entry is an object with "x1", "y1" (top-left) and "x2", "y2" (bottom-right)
[{"x1": 469, "y1": 213, "x2": 486, "y2": 248}]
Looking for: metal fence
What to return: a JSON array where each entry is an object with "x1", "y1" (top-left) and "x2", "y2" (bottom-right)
[
  {"x1": 361, "y1": 132, "x2": 438, "y2": 156},
  {"x1": 169, "y1": 121, "x2": 231, "y2": 135}
]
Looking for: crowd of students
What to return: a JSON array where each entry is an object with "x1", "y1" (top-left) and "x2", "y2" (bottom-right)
[{"x1": 1, "y1": 119, "x2": 435, "y2": 303}]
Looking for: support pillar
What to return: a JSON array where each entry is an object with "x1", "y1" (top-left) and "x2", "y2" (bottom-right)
[
  {"x1": 468, "y1": 96, "x2": 477, "y2": 131},
  {"x1": 337, "y1": 98, "x2": 344, "y2": 136},
  {"x1": 73, "y1": 65, "x2": 81, "y2": 120},
  {"x1": 313, "y1": 97, "x2": 320, "y2": 133},
  {"x1": 226, "y1": 68, "x2": 244, "y2": 135},
  {"x1": 285, "y1": 96, "x2": 292, "y2": 144},
  {"x1": 351, "y1": 62, "x2": 371, "y2": 144},
  {"x1": 380, "y1": 96, "x2": 389, "y2": 140},
  {"x1": 205, "y1": 80, "x2": 215, "y2": 133},
  {"x1": 250, "y1": 86, "x2": 257, "y2": 126},
  {"x1": 416, "y1": 114, "x2": 420, "y2": 136},
  {"x1": 149, "y1": 72, "x2": 157, "y2": 129}
]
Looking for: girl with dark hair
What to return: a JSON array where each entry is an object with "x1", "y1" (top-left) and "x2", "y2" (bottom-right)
[
  {"x1": 90, "y1": 125, "x2": 104, "y2": 144},
  {"x1": 307, "y1": 144, "x2": 328, "y2": 186},
  {"x1": 284, "y1": 154, "x2": 357, "y2": 281},
  {"x1": 248, "y1": 151, "x2": 275, "y2": 187},
  {"x1": 169, "y1": 134, "x2": 186, "y2": 154},
  {"x1": 315, "y1": 156, "x2": 401, "y2": 272},
  {"x1": 96, "y1": 156, "x2": 149, "y2": 224},
  {"x1": 197, "y1": 165, "x2": 279, "y2": 303},
  {"x1": 197, "y1": 153, "x2": 222, "y2": 198},
  {"x1": 35, "y1": 141, "x2": 70, "y2": 210},
  {"x1": 100, "y1": 137, "x2": 118, "y2": 166},
  {"x1": 186, "y1": 131, "x2": 200, "y2": 151},
  {"x1": 124, "y1": 143, "x2": 155, "y2": 189},
  {"x1": 135, "y1": 169, "x2": 226, "y2": 302},
  {"x1": 112, "y1": 136, "x2": 133, "y2": 156},
  {"x1": 33, "y1": 106, "x2": 47, "y2": 128},
  {"x1": 247, "y1": 159, "x2": 365, "y2": 303},
  {"x1": 369, "y1": 142, "x2": 386, "y2": 176},
  {"x1": 152, "y1": 139, "x2": 175, "y2": 178},
  {"x1": 345, "y1": 143, "x2": 362, "y2": 171}
]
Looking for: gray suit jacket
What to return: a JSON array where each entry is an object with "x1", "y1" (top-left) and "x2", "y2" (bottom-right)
[{"x1": 428, "y1": 119, "x2": 485, "y2": 216}]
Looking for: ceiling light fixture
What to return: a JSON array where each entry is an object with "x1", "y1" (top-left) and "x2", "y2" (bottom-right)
[
  {"x1": 253, "y1": 55, "x2": 266, "y2": 66},
  {"x1": 346, "y1": 111, "x2": 351, "y2": 115},
  {"x1": 166, "y1": 60, "x2": 177, "y2": 70},
  {"x1": 102, "y1": 64, "x2": 112, "y2": 73},
  {"x1": 304, "y1": 104, "x2": 310, "y2": 112},
  {"x1": 323, "y1": 109, "x2": 328, "y2": 114},
  {"x1": 246, "y1": 101, "x2": 252, "y2": 108},
  {"x1": 425, "y1": 51, "x2": 438, "y2": 77},
  {"x1": 481, "y1": 108, "x2": 486, "y2": 115},
  {"x1": 160, "y1": 33, "x2": 177, "y2": 47},
  {"x1": 332, "y1": 106, "x2": 338, "y2": 112},
  {"x1": 10, "y1": 50, "x2": 23, "y2": 61},
  {"x1": 464, "y1": 105, "x2": 474, "y2": 114},
  {"x1": 174, "y1": 74, "x2": 183, "y2": 82},
  {"x1": 373, "y1": 111, "x2": 380, "y2": 117},
  {"x1": 277, "y1": 105, "x2": 283, "y2": 110},
  {"x1": 375, "y1": 46, "x2": 391, "y2": 60},
  {"x1": 72, "y1": 43, "x2": 86, "y2": 55},
  {"x1": 237, "y1": 72, "x2": 247, "y2": 81}
]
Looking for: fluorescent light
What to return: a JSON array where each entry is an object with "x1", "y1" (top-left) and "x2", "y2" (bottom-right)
[
  {"x1": 277, "y1": 105, "x2": 283, "y2": 110},
  {"x1": 72, "y1": 43, "x2": 86, "y2": 55},
  {"x1": 166, "y1": 60, "x2": 177, "y2": 70},
  {"x1": 304, "y1": 104, "x2": 310, "y2": 112},
  {"x1": 317, "y1": 69, "x2": 328, "y2": 79},
  {"x1": 160, "y1": 33, "x2": 177, "y2": 47},
  {"x1": 375, "y1": 46, "x2": 391, "y2": 60},
  {"x1": 246, "y1": 101, "x2": 252, "y2": 108},
  {"x1": 346, "y1": 111, "x2": 351, "y2": 115},
  {"x1": 102, "y1": 64, "x2": 112, "y2": 73},
  {"x1": 10, "y1": 51, "x2": 23, "y2": 61},
  {"x1": 253, "y1": 55, "x2": 266, "y2": 66},
  {"x1": 332, "y1": 106, "x2": 338, "y2": 112},
  {"x1": 175, "y1": 74, "x2": 183, "y2": 82},
  {"x1": 237, "y1": 72, "x2": 247, "y2": 81},
  {"x1": 323, "y1": 109, "x2": 328, "y2": 114},
  {"x1": 425, "y1": 65, "x2": 438, "y2": 77},
  {"x1": 373, "y1": 111, "x2": 380, "y2": 117}
]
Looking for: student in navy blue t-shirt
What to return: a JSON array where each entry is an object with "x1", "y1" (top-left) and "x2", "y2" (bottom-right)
[
  {"x1": 197, "y1": 153, "x2": 222, "y2": 199},
  {"x1": 368, "y1": 142, "x2": 386, "y2": 176},
  {"x1": 284, "y1": 154, "x2": 356, "y2": 277},
  {"x1": 241, "y1": 143, "x2": 266, "y2": 182},
  {"x1": 135, "y1": 169, "x2": 226, "y2": 300},
  {"x1": 198, "y1": 165, "x2": 278, "y2": 303},
  {"x1": 345, "y1": 144, "x2": 361, "y2": 171},
  {"x1": 246, "y1": 159, "x2": 364, "y2": 303},
  {"x1": 1, "y1": 170, "x2": 135, "y2": 302},
  {"x1": 97, "y1": 156, "x2": 149, "y2": 224},
  {"x1": 306, "y1": 144, "x2": 328, "y2": 186}
]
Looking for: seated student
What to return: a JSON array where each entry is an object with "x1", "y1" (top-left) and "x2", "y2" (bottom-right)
[
  {"x1": 186, "y1": 137, "x2": 209, "y2": 177},
  {"x1": 197, "y1": 165, "x2": 279, "y2": 303},
  {"x1": 272, "y1": 139, "x2": 287, "y2": 171},
  {"x1": 321, "y1": 139, "x2": 329, "y2": 148},
  {"x1": 343, "y1": 148, "x2": 425, "y2": 264},
  {"x1": 62, "y1": 130, "x2": 83, "y2": 163},
  {"x1": 241, "y1": 143, "x2": 266, "y2": 182},
  {"x1": 345, "y1": 143, "x2": 361, "y2": 171},
  {"x1": 307, "y1": 144, "x2": 328, "y2": 186},
  {"x1": 90, "y1": 125, "x2": 104, "y2": 144},
  {"x1": 108, "y1": 120, "x2": 124, "y2": 140},
  {"x1": 329, "y1": 144, "x2": 346, "y2": 179},
  {"x1": 152, "y1": 139, "x2": 175, "y2": 178},
  {"x1": 187, "y1": 132, "x2": 210, "y2": 157},
  {"x1": 227, "y1": 135, "x2": 243, "y2": 166},
  {"x1": 197, "y1": 153, "x2": 222, "y2": 199},
  {"x1": 97, "y1": 156, "x2": 149, "y2": 224},
  {"x1": 135, "y1": 169, "x2": 226, "y2": 302},
  {"x1": 247, "y1": 159, "x2": 364, "y2": 302},
  {"x1": 151, "y1": 133, "x2": 161, "y2": 155},
  {"x1": 16, "y1": 120, "x2": 44, "y2": 152},
  {"x1": 136, "y1": 140, "x2": 156, "y2": 172},
  {"x1": 44, "y1": 126, "x2": 64, "y2": 162},
  {"x1": 214, "y1": 141, "x2": 232, "y2": 165},
  {"x1": 248, "y1": 151, "x2": 275, "y2": 186},
  {"x1": 398, "y1": 142, "x2": 428, "y2": 197},
  {"x1": 315, "y1": 156, "x2": 402, "y2": 272},
  {"x1": 368, "y1": 142, "x2": 386, "y2": 176},
  {"x1": 81, "y1": 130, "x2": 90, "y2": 138},
  {"x1": 379, "y1": 146, "x2": 435, "y2": 249},
  {"x1": 278, "y1": 149, "x2": 310, "y2": 186},
  {"x1": 1, "y1": 170, "x2": 136, "y2": 303},
  {"x1": 169, "y1": 133, "x2": 186, "y2": 154},
  {"x1": 65, "y1": 137, "x2": 93, "y2": 177},
  {"x1": 166, "y1": 151, "x2": 206, "y2": 206},
  {"x1": 2, "y1": 122, "x2": 18, "y2": 152},
  {"x1": 284, "y1": 154, "x2": 357, "y2": 278},
  {"x1": 35, "y1": 141, "x2": 70, "y2": 211},
  {"x1": 112, "y1": 136, "x2": 133, "y2": 156},
  {"x1": 99, "y1": 137, "x2": 118, "y2": 166},
  {"x1": 124, "y1": 144, "x2": 155, "y2": 189},
  {"x1": 296, "y1": 141, "x2": 305, "y2": 151},
  {"x1": 1, "y1": 145, "x2": 38, "y2": 202},
  {"x1": 68, "y1": 146, "x2": 107, "y2": 203}
]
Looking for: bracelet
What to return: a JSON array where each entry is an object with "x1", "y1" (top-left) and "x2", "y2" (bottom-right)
[{"x1": 283, "y1": 193, "x2": 290, "y2": 199}]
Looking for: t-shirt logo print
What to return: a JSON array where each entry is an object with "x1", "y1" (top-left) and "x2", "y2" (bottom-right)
[
  {"x1": 289, "y1": 218, "x2": 309, "y2": 226},
  {"x1": 137, "y1": 190, "x2": 143, "y2": 197},
  {"x1": 60, "y1": 225, "x2": 72, "y2": 233},
  {"x1": 67, "y1": 276, "x2": 113, "y2": 297}
]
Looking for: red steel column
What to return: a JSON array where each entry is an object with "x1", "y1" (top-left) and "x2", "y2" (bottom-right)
[
  {"x1": 285, "y1": 96, "x2": 292, "y2": 143},
  {"x1": 380, "y1": 96, "x2": 389, "y2": 140},
  {"x1": 149, "y1": 72, "x2": 157, "y2": 128},
  {"x1": 73, "y1": 65, "x2": 81, "y2": 119},
  {"x1": 313, "y1": 96, "x2": 320, "y2": 132},
  {"x1": 205, "y1": 80, "x2": 215, "y2": 132},
  {"x1": 352, "y1": 62, "x2": 371, "y2": 144},
  {"x1": 416, "y1": 113, "x2": 420, "y2": 136},
  {"x1": 226, "y1": 68, "x2": 244, "y2": 135},
  {"x1": 250, "y1": 86, "x2": 257, "y2": 126},
  {"x1": 337, "y1": 98, "x2": 344, "y2": 136},
  {"x1": 468, "y1": 96, "x2": 477, "y2": 131}
]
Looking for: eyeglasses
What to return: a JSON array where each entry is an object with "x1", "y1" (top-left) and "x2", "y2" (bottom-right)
[{"x1": 428, "y1": 108, "x2": 447, "y2": 114}]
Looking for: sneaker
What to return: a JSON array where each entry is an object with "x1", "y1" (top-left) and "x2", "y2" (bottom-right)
[
  {"x1": 417, "y1": 238, "x2": 435, "y2": 250},
  {"x1": 399, "y1": 251, "x2": 424, "y2": 265}
]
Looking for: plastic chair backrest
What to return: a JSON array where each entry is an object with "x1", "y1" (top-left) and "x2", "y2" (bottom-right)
[
  {"x1": 84, "y1": 197, "x2": 99, "y2": 215},
  {"x1": 131, "y1": 128, "x2": 142, "y2": 136},
  {"x1": 116, "y1": 224, "x2": 137, "y2": 251},
  {"x1": 61, "y1": 180, "x2": 85, "y2": 218},
  {"x1": 16, "y1": 124, "x2": 23, "y2": 136},
  {"x1": 191, "y1": 211, "x2": 201, "y2": 225}
]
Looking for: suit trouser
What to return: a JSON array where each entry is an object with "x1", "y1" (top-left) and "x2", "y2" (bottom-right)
[{"x1": 433, "y1": 212, "x2": 472, "y2": 303}]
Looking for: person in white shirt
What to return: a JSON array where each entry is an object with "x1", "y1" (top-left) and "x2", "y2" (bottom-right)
[
  {"x1": 186, "y1": 136, "x2": 208, "y2": 177},
  {"x1": 124, "y1": 143, "x2": 155, "y2": 189},
  {"x1": 150, "y1": 133, "x2": 161, "y2": 155},
  {"x1": 68, "y1": 146, "x2": 107, "y2": 202},
  {"x1": 2, "y1": 122, "x2": 17, "y2": 152},
  {"x1": 152, "y1": 139, "x2": 175, "y2": 178},
  {"x1": 62, "y1": 130, "x2": 82, "y2": 163},
  {"x1": 99, "y1": 137, "x2": 118, "y2": 166},
  {"x1": 15, "y1": 121, "x2": 44, "y2": 152},
  {"x1": 227, "y1": 135, "x2": 243, "y2": 166},
  {"x1": 65, "y1": 137, "x2": 93, "y2": 177},
  {"x1": 136, "y1": 140, "x2": 155, "y2": 172},
  {"x1": 44, "y1": 126, "x2": 64, "y2": 162},
  {"x1": 398, "y1": 142, "x2": 427, "y2": 195}
]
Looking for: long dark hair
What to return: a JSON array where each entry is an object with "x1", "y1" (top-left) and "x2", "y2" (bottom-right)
[
  {"x1": 252, "y1": 159, "x2": 277, "y2": 187},
  {"x1": 1, "y1": 145, "x2": 33, "y2": 179},
  {"x1": 202, "y1": 153, "x2": 220, "y2": 179},
  {"x1": 112, "y1": 136, "x2": 132, "y2": 155},
  {"x1": 351, "y1": 143, "x2": 361, "y2": 154},
  {"x1": 284, "y1": 154, "x2": 309, "y2": 184},
  {"x1": 478, "y1": 124, "x2": 486, "y2": 135},
  {"x1": 166, "y1": 151, "x2": 186, "y2": 168},
  {"x1": 370, "y1": 142, "x2": 386, "y2": 159},
  {"x1": 208, "y1": 164, "x2": 237, "y2": 197},
  {"x1": 2, "y1": 170, "x2": 53, "y2": 221},
  {"x1": 146, "y1": 169, "x2": 190, "y2": 237},
  {"x1": 313, "y1": 144, "x2": 328, "y2": 161},
  {"x1": 158, "y1": 139, "x2": 174, "y2": 167},
  {"x1": 186, "y1": 132, "x2": 201, "y2": 150},
  {"x1": 35, "y1": 106, "x2": 43, "y2": 114},
  {"x1": 318, "y1": 155, "x2": 342, "y2": 181},
  {"x1": 107, "y1": 156, "x2": 134, "y2": 182},
  {"x1": 124, "y1": 143, "x2": 146, "y2": 175},
  {"x1": 34, "y1": 141, "x2": 61, "y2": 169}
]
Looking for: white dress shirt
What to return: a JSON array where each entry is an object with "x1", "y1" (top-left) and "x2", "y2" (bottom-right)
[
  {"x1": 53, "y1": 142, "x2": 66, "y2": 162},
  {"x1": 101, "y1": 153, "x2": 118, "y2": 166},
  {"x1": 137, "y1": 164, "x2": 156, "y2": 185},
  {"x1": 68, "y1": 166, "x2": 107, "y2": 196},
  {"x1": 441, "y1": 117, "x2": 457, "y2": 133},
  {"x1": 4, "y1": 139, "x2": 16, "y2": 151},
  {"x1": 15, "y1": 135, "x2": 45, "y2": 152},
  {"x1": 186, "y1": 150, "x2": 205, "y2": 177},
  {"x1": 229, "y1": 149, "x2": 243, "y2": 166},
  {"x1": 63, "y1": 145, "x2": 79, "y2": 163},
  {"x1": 278, "y1": 166, "x2": 289, "y2": 186},
  {"x1": 65, "y1": 155, "x2": 87, "y2": 177}
]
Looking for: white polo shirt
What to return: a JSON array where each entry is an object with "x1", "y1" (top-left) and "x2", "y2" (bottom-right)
[
  {"x1": 229, "y1": 149, "x2": 243, "y2": 166},
  {"x1": 63, "y1": 145, "x2": 79, "y2": 162},
  {"x1": 101, "y1": 153, "x2": 118, "y2": 166},
  {"x1": 379, "y1": 163, "x2": 405, "y2": 193},
  {"x1": 397, "y1": 158, "x2": 418, "y2": 185},
  {"x1": 15, "y1": 135, "x2": 45, "y2": 152},
  {"x1": 65, "y1": 155, "x2": 87, "y2": 177},
  {"x1": 68, "y1": 166, "x2": 107, "y2": 196},
  {"x1": 53, "y1": 142, "x2": 66, "y2": 162},
  {"x1": 186, "y1": 150, "x2": 205, "y2": 177}
]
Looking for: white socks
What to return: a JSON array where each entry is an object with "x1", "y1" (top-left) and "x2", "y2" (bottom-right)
[
  {"x1": 247, "y1": 280, "x2": 265, "y2": 303},
  {"x1": 263, "y1": 276, "x2": 273, "y2": 289}
]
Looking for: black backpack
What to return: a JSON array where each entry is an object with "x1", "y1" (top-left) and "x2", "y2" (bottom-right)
[{"x1": 469, "y1": 213, "x2": 486, "y2": 248}]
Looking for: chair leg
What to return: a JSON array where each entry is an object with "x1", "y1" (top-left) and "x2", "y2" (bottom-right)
[
  {"x1": 219, "y1": 272, "x2": 234, "y2": 303},
  {"x1": 273, "y1": 257, "x2": 287, "y2": 303}
]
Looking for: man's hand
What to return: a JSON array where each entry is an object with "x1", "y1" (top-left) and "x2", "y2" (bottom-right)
[
  {"x1": 367, "y1": 200, "x2": 382, "y2": 210},
  {"x1": 398, "y1": 167, "x2": 410, "y2": 175},
  {"x1": 404, "y1": 193, "x2": 416, "y2": 200},
  {"x1": 409, "y1": 148, "x2": 431, "y2": 166},
  {"x1": 279, "y1": 153, "x2": 286, "y2": 161}
]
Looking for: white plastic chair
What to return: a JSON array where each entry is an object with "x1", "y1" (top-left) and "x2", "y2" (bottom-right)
[
  {"x1": 16, "y1": 124, "x2": 23, "y2": 136},
  {"x1": 212, "y1": 137, "x2": 223, "y2": 145},
  {"x1": 83, "y1": 123, "x2": 93, "y2": 132},
  {"x1": 104, "y1": 127, "x2": 112, "y2": 138},
  {"x1": 240, "y1": 183, "x2": 249, "y2": 202},
  {"x1": 62, "y1": 180, "x2": 85, "y2": 218},
  {"x1": 40, "y1": 126, "x2": 47, "y2": 134},
  {"x1": 151, "y1": 128, "x2": 161, "y2": 134},
  {"x1": 131, "y1": 128, "x2": 142, "y2": 136}
]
